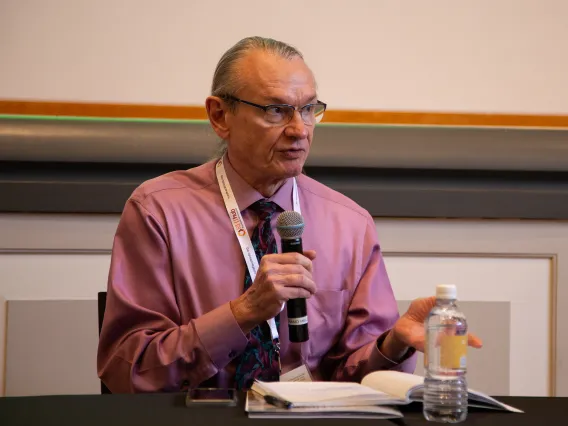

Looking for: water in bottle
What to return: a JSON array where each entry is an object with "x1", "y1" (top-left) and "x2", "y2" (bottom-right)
[{"x1": 423, "y1": 284, "x2": 468, "y2": 423}]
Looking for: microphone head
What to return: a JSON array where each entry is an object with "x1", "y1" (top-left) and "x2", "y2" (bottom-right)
[{"x1": 276, "y1": 211, "x2": 305, "y2": 239}]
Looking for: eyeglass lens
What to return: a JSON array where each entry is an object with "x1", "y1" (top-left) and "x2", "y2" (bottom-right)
[{"x1": 264, "y1": 103, "x2": 326, "y2": 125}]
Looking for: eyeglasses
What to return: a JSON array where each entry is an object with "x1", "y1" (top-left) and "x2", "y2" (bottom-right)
[{"x1": 223, "y1": 95, "x2": 327, "y2": 126}]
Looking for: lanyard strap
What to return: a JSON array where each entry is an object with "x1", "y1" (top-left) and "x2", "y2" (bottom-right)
[{"x1": 216, "y1": 158, "x2": 300, "y2": 341}]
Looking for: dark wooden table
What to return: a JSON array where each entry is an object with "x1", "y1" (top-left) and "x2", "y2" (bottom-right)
[{"x1": 0, "y1": 393, "x2": 566, "y2": 426}]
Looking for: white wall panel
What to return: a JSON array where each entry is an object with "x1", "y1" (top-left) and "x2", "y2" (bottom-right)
[
  {"x1": 1, "y1": 213, "x2": 566, "y2": 395},
  {"x1": 0, "y1": 296, "x2": 6, "y2": 396},
  {"x1": 0, "y1": 254, "x2": 110, "y2": 300},
  {"x1": 385, "y1": 255, "x2": 551, "y2": 396}
]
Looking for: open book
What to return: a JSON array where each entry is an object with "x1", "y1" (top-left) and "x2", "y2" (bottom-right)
[
  {"x1": 247, "y1": 370, "x2": 523, "y2": 417},
  {"x1": 245, "y1": 390, "x2": 404, "y2": 419}
]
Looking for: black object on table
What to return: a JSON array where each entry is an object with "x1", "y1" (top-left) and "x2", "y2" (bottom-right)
[{"x1": 0, "y1": 393, "x2": 565, "y2": 426}]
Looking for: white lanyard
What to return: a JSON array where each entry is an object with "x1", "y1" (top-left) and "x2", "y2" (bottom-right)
[{"x1": 216, "y1": 157, "x2": 300, "y2": 341}]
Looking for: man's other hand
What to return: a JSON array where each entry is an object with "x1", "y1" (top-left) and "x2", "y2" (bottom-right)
[{"x1": 381, "y1": 296, "x2": 483, "y2": 361}]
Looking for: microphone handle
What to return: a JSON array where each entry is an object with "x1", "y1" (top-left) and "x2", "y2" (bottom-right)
[{"x1": 282, "y1": 238, "x2": 309, "y2": 343}]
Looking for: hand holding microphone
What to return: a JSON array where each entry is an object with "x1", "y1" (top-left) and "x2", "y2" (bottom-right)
[
  {"x1": 230, "y1": 211, "x2": 315, "y2": 337},
  {"x1": 276, "y1": 211, "x2": 310, "y2": 342}
]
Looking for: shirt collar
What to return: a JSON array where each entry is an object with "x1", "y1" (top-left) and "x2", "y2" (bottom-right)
[{"x1": 222, "y1": 153, "x2": 294, "y2": 213}]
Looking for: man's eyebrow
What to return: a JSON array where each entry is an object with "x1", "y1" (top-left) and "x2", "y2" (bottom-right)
[{"x1": 263, "y1": 97, "x2": 288, "y2": 104}]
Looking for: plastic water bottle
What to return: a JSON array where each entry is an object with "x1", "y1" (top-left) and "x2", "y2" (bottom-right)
[{"x1": 423, "y1": 284, "x2": 468, "y2": 423}]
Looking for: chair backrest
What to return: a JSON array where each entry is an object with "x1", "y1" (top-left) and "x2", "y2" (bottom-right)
[
  {"x1": 97, "y1": 291, "x2": 112, "y2": 395},
  {"x1": 97, "y1": 292, "x2": 107, "y2": 335}
]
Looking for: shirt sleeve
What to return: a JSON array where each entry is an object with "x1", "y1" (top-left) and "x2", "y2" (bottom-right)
[
  {"x1": 97, "y1": 197, "x2": 248, "y2": 393},
  {"x1": 322, "y1": 215, "x2": 417, "y2": 382}
]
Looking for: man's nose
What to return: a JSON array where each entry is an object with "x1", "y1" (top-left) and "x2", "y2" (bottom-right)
[{"x1": 284, "y1": 110, "x2": 309, "y2": 139}]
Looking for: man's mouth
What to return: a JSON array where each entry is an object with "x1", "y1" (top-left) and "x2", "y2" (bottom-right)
[{"x1": 280, "y1": 148, "x2": 304, "y2": 159}]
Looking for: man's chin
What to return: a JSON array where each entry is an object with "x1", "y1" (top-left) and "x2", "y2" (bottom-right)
[{"x1": 278, "y1": 161, "x2": 305, "y2": 178}]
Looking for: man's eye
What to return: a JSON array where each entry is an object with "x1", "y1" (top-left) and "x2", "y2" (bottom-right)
[{"x1": 267, "y1": 107, "x2": 286, "y2": 116}]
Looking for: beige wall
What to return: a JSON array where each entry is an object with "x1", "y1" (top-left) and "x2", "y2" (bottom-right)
[{"x1": 1, "y1": 0, "x2": 567, "y2": 114}]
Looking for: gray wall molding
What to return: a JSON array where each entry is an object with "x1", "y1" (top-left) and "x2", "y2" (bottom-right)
[
  {"x1": 1, "y1": 116, "x2": 568, "y2": 171},
  {"x1": 2, "y1": 117, "x2": 568, "y2": 218},
  {"x1": 3, "y1": 161, "x2": 568, "y2": 219}
]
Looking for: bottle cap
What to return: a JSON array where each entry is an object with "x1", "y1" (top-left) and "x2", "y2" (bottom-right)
[{"x1": 436, "y1": 284, "x2": 457, "y2": 300}]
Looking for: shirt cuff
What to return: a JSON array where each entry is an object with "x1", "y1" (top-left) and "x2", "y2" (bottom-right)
[
  {"x1": 368, "y1": 330, "x2": 417, "y2": 371},
  {"x1": 193, "y1": 302, "x2": 249, "y2": 370}
]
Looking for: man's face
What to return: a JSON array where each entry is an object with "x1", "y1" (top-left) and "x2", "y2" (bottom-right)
[{"x1": 225, "y1": 51, "x2": 317, "y2": 182}]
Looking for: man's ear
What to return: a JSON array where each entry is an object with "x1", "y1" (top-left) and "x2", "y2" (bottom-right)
[{"x1": 206, "y1": 96, "x2": 230, "y2": 140}]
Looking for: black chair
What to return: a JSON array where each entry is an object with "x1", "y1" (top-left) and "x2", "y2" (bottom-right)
[{"x1": 97, "y1": 291, "x2": 112, "y2": 394}]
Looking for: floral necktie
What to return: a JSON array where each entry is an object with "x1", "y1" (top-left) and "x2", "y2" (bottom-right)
[{"x1": 234, "y1": 199, "x2": 281, "y2": 389}]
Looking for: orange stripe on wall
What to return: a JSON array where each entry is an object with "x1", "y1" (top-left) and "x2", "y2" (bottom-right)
[
  {"x1": 323, "y1": 110, "x2": 568, "y2": 128},
  {"x1": 1, "y1": 100, "x2": 568, "y2": 128},
  {"x1": 0, "y1": 100, "x2": 209, "y2": 120}
]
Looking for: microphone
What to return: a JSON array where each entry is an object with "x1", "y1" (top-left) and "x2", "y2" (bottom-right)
[{"x1": 276, "y1": 210, "x2": 309, "y2": 343}]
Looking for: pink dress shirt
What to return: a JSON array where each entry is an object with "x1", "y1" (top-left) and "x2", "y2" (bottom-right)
[{"x1": 97, "y1": 156, "x2": 416, "y2": 393}]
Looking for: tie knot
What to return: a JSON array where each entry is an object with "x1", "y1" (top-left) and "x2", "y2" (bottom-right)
[{"x1": 250, "y1": 200, "x2": 279, "y2": 221}]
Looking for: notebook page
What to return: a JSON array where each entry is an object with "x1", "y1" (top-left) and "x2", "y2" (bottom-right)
[
  {"x1": 253, "y1": 381, "x2": 394, "y2": 406},
  {"x1": 245, "y1": 391, "x2": 403, "y2": 419},
  {"x1": 361, "y1": 371, "x2": 424, "y2": 401},
  {"x1": 468, "y1": 389, "x2": 524, "y2": 413}
]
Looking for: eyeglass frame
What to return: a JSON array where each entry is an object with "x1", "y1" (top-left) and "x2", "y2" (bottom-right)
[{"x1": 221, "y1": 95, "x2": 327, "y2": 126}]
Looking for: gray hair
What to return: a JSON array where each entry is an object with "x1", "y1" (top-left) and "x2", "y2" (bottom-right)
[
  {"x1": 210, "y1": 36, "x2": 305, "y2": 159},
  {"x1": 211, "y1": 36, "x2": 304, "y2": 100}
]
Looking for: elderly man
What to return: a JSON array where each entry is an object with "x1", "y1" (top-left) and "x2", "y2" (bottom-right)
[{"x1": 97, "y1": 36, "x2": 481, "y2": 393}]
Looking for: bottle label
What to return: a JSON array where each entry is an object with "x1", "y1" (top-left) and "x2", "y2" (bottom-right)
[{"x1": 440, "y1": 335, "x2": 467, "y2": 369}]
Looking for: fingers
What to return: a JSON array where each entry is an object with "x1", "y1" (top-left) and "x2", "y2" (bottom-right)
[
  {"x1": 468, "y1": 333, "x2": 483, "y2": 348},
  {"x1": 256, "y1": 255, "x2": 317, "y2": 298},
  {"x1": 245, "y1": 251, "x2": 318, "y2": 322},
  {"x1": 405, "y1": 296, "x2": 437, "y2": 321},
  {"x1": 413, "y1": 296, "x2": 436, "y2": 310},
  {"x1": 424, "y1": 295, "x2": 436, "y2": 305},
  {"x1": 303, "y1": 250, "x2": 316, "y2": 260},
  {"x1": 279, "y1": 274, "x2": 316, "y2": 294},
  {"x1": 282, "y1": 285, "x2": 313, "y2": 300},
  {"x1": 262, "y1": 252, "x2": 313, "y2": 272},
  {"x1": 268, "y1": 263, "x2": 312, "y2": 277}
]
